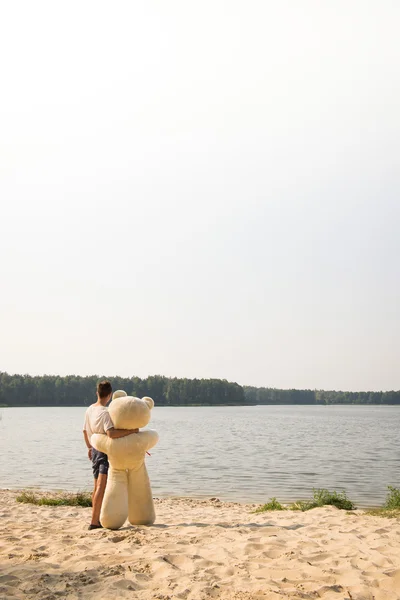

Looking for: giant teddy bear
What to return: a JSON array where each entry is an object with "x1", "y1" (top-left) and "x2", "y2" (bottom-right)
[{"x1": 91, "y1": 390, "x2": 159, "y2": 529}]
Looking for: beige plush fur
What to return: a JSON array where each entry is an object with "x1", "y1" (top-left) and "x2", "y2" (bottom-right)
[{"x1": 91, "y1": 394, "x2": 159, "y2": 529}]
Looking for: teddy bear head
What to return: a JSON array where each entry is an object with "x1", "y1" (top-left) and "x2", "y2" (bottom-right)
[{"x1": 109, "y1": 390, "x2": 154, "y2": 429}]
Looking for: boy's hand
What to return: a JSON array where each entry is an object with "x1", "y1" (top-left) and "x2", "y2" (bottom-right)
[{"x1": 88, "y1": 447, "x2": 92, "y2": 460}]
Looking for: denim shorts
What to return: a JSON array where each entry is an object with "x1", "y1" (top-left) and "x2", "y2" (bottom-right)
[{"x1": 92, "y1": 448, "x2": 109, "y2": 479}]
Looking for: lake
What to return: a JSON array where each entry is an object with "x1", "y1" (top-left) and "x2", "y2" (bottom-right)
[{"x1": 1, "y1": 405, "x2": 399, "y2": 507}]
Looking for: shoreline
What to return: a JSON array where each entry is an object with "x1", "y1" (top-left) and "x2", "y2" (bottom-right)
[
  {"x1": 0, "y1": 486, "x2": 390, "y2": 510},
  {"x1": 1, "y1": 489, "x2": 400, "y2": 599}
]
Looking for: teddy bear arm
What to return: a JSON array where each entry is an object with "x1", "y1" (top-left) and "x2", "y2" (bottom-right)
[
  {"x1": 91, "y1": 433, "x2": 110, "y2": 454},
  {"x1": 141, "y1": 429, "x2": 159, "y2": 451}
]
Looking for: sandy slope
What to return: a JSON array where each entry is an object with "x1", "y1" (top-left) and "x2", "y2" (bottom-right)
[{"x1": 0, "y1": 490, "x2": 399, "y2": 600}]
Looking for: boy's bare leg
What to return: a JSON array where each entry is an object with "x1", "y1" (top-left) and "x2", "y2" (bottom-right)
[
  {"x1": 92, "y1": 478, "x2": 98, "y2": 506},
  {"x1": 91, "y1": 473, "x2": 107, "y2": 526}
]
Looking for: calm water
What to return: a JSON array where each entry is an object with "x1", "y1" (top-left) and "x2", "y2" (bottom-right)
[{"x1": 1, "y1": 405, "x2": 399, "y2": 507}]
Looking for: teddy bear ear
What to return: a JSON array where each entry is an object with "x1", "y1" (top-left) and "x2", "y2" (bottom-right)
[
  {"x1": 143, "y1": 396, "x2": 154, "y2": 410},
  {"x1": 112, "y1": 390, "x2": 127, "y2": 400}
]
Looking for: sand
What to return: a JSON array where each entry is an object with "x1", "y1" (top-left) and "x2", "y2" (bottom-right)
[{"x1": 0, "y1": 490, "x2": 400, "y2": 600}]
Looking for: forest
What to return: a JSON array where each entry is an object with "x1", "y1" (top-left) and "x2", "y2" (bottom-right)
[{"x1": 0, "y1": 372, "x2": 399, "y2": 407}]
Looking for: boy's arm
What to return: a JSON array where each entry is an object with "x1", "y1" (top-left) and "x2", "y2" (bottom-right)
[
  {"x1": 83, "y1": 430, "x2": 92, "y2": 459},
  {"x1": 106, "y1": 428, "x2": 139, "y2": 439},
  {"x1": 103, "y1": 412, "x2": 138, "y2": 439}
]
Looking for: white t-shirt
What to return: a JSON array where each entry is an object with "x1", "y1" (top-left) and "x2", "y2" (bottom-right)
[{"x1": 83, "y1": 404, "x2": 114, "y2": 440}]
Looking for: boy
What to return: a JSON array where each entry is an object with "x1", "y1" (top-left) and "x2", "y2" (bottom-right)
[{"x1": 83, "y1": 380, "x2": 137, "y2": 530}]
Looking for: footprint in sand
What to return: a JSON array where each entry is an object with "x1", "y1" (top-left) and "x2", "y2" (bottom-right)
[
  {"x1": 0, "y1": 575, "x2": 19, "y2": 585},
  {"x1": 243, "y1": 543, "x2": 265, "y2": 553},
  {"x1": 261, "y1": 546, "x2": 287, "y2": 559}
]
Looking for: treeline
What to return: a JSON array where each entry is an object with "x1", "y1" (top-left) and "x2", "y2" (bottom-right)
[
  {"x1": 0, "y1": 372, "x2": 244, "y2": 407},
  {"x1": 243, "y1": 386, "x2": 400, "y2": 405},
  {"x1": 0, "y1": 372, "x2": 399, "y2": 407}
]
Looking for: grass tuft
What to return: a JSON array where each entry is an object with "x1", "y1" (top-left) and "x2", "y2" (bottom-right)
[
  {"x1": 16, "y1": 490, "x2": 92, "y2": 507},
  {"x1": 256, "y1": 489, "x2": 355, "y2": 513},
  {"x1": 364, "y1": 486, "x2": 400, "y2": 518},
  {"x1": 312, "y1": 488, "x2": 355, "y2": 510},
  {"x1": 364, "y1": 508, "x2": 400, "y2": 518},
  {"x1": 384, "y1": 486, "x2": 400, "y2": 510},
  {"x1": 289, "y1": 500, "x2": 316, "y2": 512},
  {"x1": 255, "y1": 497, "x2": 286, "y2": 512},
  {"x1": 289, "y1": 489, "x2": 356, "y2": 512}
]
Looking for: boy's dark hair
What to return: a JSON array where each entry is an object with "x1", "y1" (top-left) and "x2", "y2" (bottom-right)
[{"x1": 97, "y1": 380, "x2": 112, "y2": 399}]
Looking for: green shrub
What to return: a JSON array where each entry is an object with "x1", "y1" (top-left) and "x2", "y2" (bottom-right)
[
  {"x1": 290, "y1": 489, "x2": 355, "y2": 511},
  {"x1": 16, "y1": 491, "x2": 92, "y2": 507},
  {"x1": 256, "y1": 489, "x2": 355, "y2": 513},
  {"x1": 312, "y1": 488, "x2": 355, "y2": 510},
  {"x1": 255, "y1": 497, "x2": 286, "y2": 512},
  {"x1": 365, "y1": 487, "x2": 400, "y2": 517},
  {"x1": 384, "y1": 486, "x2": 400, "y2": 510}
]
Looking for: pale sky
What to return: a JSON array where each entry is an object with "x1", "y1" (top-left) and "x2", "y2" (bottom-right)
[{"x1": 1, "y1": 1, "x2": 399, "y2": 392}]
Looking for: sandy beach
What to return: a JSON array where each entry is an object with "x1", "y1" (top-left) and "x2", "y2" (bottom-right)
[{"x1": 1, "y1": 490, "x2": 400, "y2": 600}]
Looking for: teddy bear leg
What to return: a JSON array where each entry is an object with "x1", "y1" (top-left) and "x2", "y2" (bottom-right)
[
  {"x1": 100, "y1": 467, "x2": 128, "y2": 530},
  {"x1": 127, "y1": 467, "x2": 156, "y2": 526}
]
